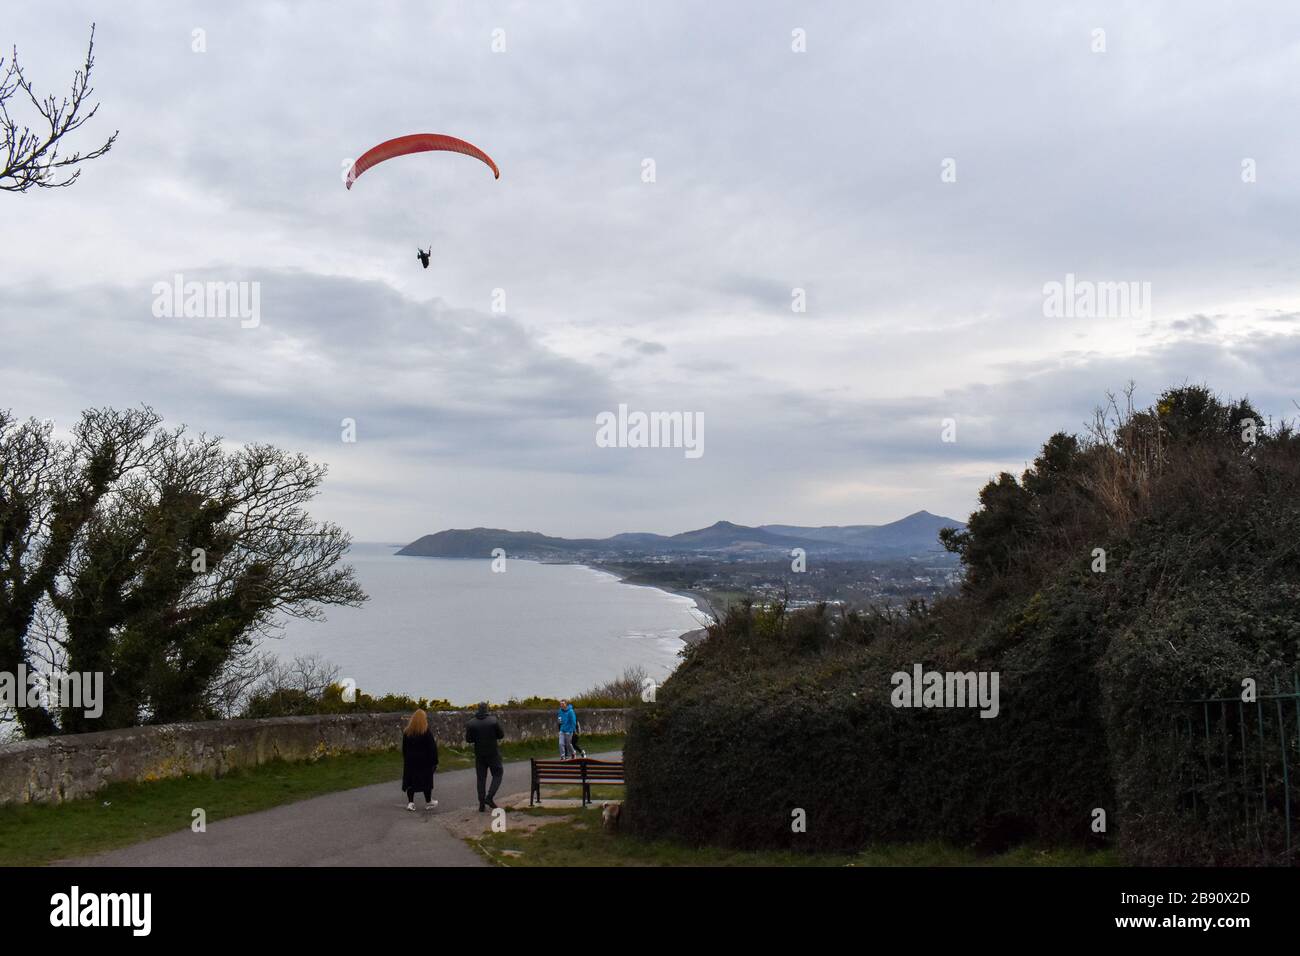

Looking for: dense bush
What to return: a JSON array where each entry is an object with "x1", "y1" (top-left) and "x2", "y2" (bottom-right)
[
  {"x1": 242, "y1": 683, "x2": 453, "y2": 719},
  {"x1": 240, "y1": 661, "x2": 646, "y2": 718},
  {"x1": 626, "y1": 594, "x2": 1112, "y2": 852},
  {"x1": 627, "y1": 385, "x2": 1300, "y2": 863}
]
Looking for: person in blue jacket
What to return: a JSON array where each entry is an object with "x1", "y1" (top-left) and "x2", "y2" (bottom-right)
[{"x1": 557, "y1": 699, "x2": 578, "y2": 760}]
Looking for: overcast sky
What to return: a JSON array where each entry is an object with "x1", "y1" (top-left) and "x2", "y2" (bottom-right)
[{"x1": 3, "y1": 1, "x2": 1299, "y2": 540}]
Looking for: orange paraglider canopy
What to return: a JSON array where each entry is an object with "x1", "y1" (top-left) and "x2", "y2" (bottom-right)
[{"x1": 345, "y1": 133, "x2": 499, "y2": 189}]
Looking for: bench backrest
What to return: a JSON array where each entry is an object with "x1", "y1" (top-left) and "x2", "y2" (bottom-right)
[
  {"x1": 530, "y1": 758, "x2": 625, "y2": 806},
  {"x1": 532, "y1": 758, "x2": 624, "y2": 782}
]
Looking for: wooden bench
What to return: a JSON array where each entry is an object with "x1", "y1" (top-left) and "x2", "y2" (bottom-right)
[{"x1": 530, "y1": 757, "x2": 625, "y2": 807}]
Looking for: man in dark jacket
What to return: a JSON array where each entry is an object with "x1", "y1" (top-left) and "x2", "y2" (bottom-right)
[{"x1": 465, "y1": 702, "x2": 505, "y2": 812}]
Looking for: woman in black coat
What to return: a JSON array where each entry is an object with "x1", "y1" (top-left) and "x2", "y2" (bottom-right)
[{"x1": 402, "y1": 708, "x2": 439, "y2": 811}]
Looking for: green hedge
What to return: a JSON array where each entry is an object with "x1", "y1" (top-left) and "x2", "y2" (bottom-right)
[{"x1": 625, "y1": 593, "x2": 1113, "y2": 853}]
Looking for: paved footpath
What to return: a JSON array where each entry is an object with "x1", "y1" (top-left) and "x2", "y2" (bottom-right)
[{"x1": 59, "y1": 755, "x2": 549, "y2": 867}]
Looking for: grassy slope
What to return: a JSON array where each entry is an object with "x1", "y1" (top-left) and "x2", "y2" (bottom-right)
[
  {"x1": 0, "y1": 734, "x2": 625, "y2": 866},
  {"x1": 473, "y1": 804, "x2": 1120, "y2": 867}
]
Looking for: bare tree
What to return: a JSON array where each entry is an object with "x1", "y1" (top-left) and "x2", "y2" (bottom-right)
[
  {"x1": 207, "y1": 649, "x2": 340, "y2": 719},
  {"x1": 254, "y1": 654, "x2": 343, "y2": 700},
  {"x1": 577, "y1": 665, "x2": 649, "y2": 704},
  {"x1": 1, "y1": 23, "x2": 117, "y2": 192}
]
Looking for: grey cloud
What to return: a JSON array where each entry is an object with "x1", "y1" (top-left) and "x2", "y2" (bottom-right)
[
  {"x1": 622, "y1": 338, "x2": 667, "y2": 356},
  {"x1": 6, "y1": 1, "x2": 1300, "y2": 537}
]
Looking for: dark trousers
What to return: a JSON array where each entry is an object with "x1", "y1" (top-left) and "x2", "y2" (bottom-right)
[
  {"x1": 475, "y1": 757, "x2": 503, "y2": 805},
  {"x1": 406, "y1": 788, "x2": 431, "y2": 802}
]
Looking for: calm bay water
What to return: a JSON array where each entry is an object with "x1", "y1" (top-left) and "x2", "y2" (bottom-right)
[{"x1": 265, "y1": 543, "x2": 704, "y2": 704}]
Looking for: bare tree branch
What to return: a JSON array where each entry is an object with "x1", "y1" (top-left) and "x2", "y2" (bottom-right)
[{"x1": 1, "y1": 23, "x2": 117, "y2": 192}]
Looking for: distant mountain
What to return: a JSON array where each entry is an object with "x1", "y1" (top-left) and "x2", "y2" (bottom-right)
[
  {"x1": 667, "y1": 520, "x2": 816, "y2": 550},
  {"x1": 761, "y1": 511, "x2": 962, "y2": 554},
  {"x1": 758, "y1": 523, "x2": 879, "y2": 544},
  {"x1": 396, "y1": 511, "x2": 964, "y2": 561},
  {"x1": 397, "y1": 528, "x2": 588, "y2": 558}
]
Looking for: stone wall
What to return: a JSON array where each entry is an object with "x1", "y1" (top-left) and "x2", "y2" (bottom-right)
[{"x1": 0, "y1": 708, "x2": 627, "y2": 806}]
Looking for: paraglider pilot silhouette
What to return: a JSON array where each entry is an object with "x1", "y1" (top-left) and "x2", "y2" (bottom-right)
[{"x1": 344, "y1": 133, "x2": 499, "y2": 271}]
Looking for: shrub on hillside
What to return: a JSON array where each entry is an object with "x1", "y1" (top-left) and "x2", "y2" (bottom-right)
[
  {"x1": 242, "y1": 683, "x2": 453, "y2": 719},
  {"x1": 238, "y1": 656, "x2": 642, "y2": 719},
  {"x1": 627, "y1": 385, "x2": 1300, "y2": 863}
]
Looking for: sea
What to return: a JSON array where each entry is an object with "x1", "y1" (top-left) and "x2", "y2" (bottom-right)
[{"x1": 264, "y1": 543, "x2": 705, "y2": 705}]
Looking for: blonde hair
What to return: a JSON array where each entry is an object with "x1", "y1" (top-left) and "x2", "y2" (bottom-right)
[{"x1": 404, "y1": 708, "x2": 429, "y2": 736}]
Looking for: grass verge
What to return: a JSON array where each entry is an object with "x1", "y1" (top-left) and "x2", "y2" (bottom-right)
[
  {"x1": 0, "y1": 734, "x2": 624, "y2": 866},
  {"x1": 472, "y1": 804, "x2": 1120, "y2": 867}
]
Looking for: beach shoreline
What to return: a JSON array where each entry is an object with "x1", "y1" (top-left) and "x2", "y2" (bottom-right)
[
  {"x1": 573, "y1": 562, "x2": 715, "y2": 646},
  {"x1": 658, "y1": 587, "x2": 714, "y2": 646}
]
